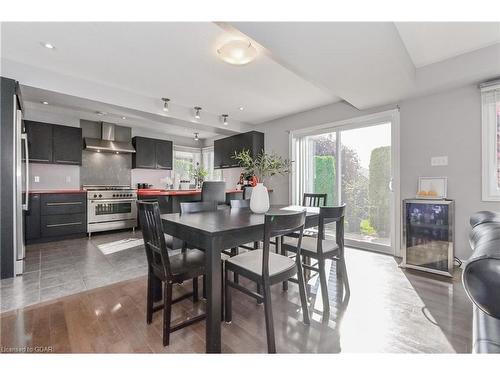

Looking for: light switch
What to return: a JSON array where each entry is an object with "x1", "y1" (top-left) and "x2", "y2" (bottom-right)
[
  {"x1": 34, "y1": 176, "x2": 40, "y2": 182},
  {"x1": 431, "y1": 156, "x2": 448, "y2": 167}
]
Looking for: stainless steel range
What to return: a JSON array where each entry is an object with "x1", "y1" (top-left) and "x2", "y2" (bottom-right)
[{"x1": 84, "y1": 185, "x2": 137, "y2": 236}]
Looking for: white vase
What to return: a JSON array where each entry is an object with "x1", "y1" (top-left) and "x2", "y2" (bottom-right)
[{"x1": 250, "y1": 183, "x2": 270, "y2": 214}]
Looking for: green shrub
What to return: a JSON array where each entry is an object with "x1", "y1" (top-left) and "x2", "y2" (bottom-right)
[
  {"x1": 313, "y1": 155, "x2": 335, "y2": 204},
  {"x1": 360, "y1": 219, "x2": 376, "y2": 235},
  {"x1": 368, "y1": 146, "x2": 391, "y2": 236}
]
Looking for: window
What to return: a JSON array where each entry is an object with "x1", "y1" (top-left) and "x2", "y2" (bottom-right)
[
  {"x1": 173, "y1": 146, "x2": 201, "y2": 182},
  {"x1": 481, "y1": 82, "x2": 500, "y2": 201},
  {"x1": 202, "y1": 146, "x2": 222, "y2": 181}
]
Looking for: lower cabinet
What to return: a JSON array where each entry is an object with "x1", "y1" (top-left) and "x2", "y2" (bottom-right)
[{"x1": 25, "y1": 193, "x2": 87, "y2": 243}]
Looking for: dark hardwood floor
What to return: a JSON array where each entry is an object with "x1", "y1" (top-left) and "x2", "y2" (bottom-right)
[{"x1": 0, "y1": 248, "x2": 472, "y2": 353}]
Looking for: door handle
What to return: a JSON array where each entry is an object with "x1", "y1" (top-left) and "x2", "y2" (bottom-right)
[{"x1": 22, "y1": 131, "x2": 29, "y2": 211}]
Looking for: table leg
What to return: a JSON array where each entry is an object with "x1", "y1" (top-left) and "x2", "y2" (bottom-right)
[{"x1": 205, "y1": 236, "x2": 222, "y2": 353}]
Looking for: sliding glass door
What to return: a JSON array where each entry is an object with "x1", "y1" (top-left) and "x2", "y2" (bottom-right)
[{"x1": 292, "y1": 111, "x2": 399, "y2": 255}]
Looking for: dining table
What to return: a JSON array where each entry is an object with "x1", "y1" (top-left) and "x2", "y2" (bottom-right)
[{"x1": 159, "y1": 204, "x2": 322, "y2": 353}]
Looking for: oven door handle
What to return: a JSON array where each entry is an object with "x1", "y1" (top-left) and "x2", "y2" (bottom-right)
[{"x1": 89, "y1": 199, "x2": 137, "y2": 204}]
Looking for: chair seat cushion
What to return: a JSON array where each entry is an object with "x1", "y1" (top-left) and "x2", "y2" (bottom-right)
[
  {"x1": 164, "y1": 234, "x2": 183, "y2": 250},
  {"x1": 169, "y1": 249, "x2": 205, "y2": 280},
  {"x1": 225, "y1": 250, "x2": 296, "y2": 281},
  {"x1": 282, "y1": 236, "x2": 339, "y2": 257}
]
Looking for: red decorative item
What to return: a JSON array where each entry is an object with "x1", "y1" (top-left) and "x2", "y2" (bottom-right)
[{"x1": 250, "y1": 176, "x2": 259, "y2": 187}]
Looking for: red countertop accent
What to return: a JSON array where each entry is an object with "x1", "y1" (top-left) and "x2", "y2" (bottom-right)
[
  {"x1": 137, "y1": 188, "x2": 245, "y2": 196},
  {"x1": 28, "y1": 189, "x2": 87, "y2": 194},
  {"x1": 137, "y1": 188, "x2": 272, "y2": 196}
]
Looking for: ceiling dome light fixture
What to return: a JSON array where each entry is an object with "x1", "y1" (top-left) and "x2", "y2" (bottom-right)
[
  {"x1": 221, "y1": 114, "x2": 229, "y2": 125},
  {"x1": 41, "y1": 101, "x2": 49, "y2": 105},
  {"x1": 194, "y1": 106, "x2": 202, "y2": 119},
  {"x1": 42, "y1": 42, "x2": 55, "y2": 49},
  {"x1": 162, "y1": 98, "x2": 170, "y2": 112},
  {"x1": 217, "y1": 39, "x2": 257, "y2": 66},
  {"x1": 194, "y1": 132, "x2": 199, "y2": 141}
]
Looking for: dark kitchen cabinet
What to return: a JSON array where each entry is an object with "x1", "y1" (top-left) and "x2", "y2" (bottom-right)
[
  {"x1": 132, "y1": 136, "x2": 173, "y2": 170},
  {"x1": 155, "y1": 139, "x2": 173, "y2": 170},
  {"x1": 24, "y1": 121, "x2": 53, "y2": 163},
  {"x1": 53, "y1": 125, "x2": 82, "y2": 165},
  {"x1": 25, "y1": 193, "x2": 87, "y2": 243},
  {"x1": 214, "y1": 131, "x2": 264, "y2": 169},
  {"x1": 24, "y1": 121, "x2": 82, "y2": 165},
  {"x1": 24, "y1": 194, "x2": 41, "y2": 241}
]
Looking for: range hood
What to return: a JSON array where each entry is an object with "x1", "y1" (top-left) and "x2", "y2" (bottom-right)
[{"x1": 84, "y1": 122, "x2": 136, "y2": 153}]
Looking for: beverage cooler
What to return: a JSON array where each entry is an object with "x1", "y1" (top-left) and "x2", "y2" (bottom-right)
[{"x1": 402, "y1": 199, "x2": 455, "y2": 277}]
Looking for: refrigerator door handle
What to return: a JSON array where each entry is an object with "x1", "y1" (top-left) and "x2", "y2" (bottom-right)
[{"x1": 22, "y1": 132, "x2": 29, "y2": 211}]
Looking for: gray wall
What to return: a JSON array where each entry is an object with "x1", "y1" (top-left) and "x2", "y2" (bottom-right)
[{"x1": 257, "y1": 84, "x2": 500, "y2": 260}]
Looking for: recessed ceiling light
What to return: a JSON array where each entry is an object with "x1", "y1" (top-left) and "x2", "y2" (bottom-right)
[
  {"x1": 194, "y1": 106, "x2": 202, "y2": 120},
  {"x1": 42, "y1": 42, "x2": 55, "y2": 49},
  {"x1": 97, "y1": 149, "x2": 101, "y2": 153},
  {"x1": 121, "y1": 116, "x2": 126, "y2": 120},
  {"x1": 41, "y1": 101, "x2": 49, "y2": 105},
  {"x1": 239, "y1": 106, "x2": 244, "y2": 111},
  {"x1": 217, "y1": 39, "x2": 257, "y2": 65}
]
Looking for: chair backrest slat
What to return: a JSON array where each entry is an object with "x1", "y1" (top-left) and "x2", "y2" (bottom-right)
[
  {"x1": 302, "y1": 193, "x2": 327, "y2": 207},
  {"x1": 230, "y1": 199, "x2": 250, "y2": 209},
  {"x1": 137, "y1": 201, "x2": 172, "y2": 280},
  {"x1": 201, "y1": 181, "x2": 226, "y2": 205},
  {"x1": 262, "y1": 210, "x2": 306, "y2": 278}
]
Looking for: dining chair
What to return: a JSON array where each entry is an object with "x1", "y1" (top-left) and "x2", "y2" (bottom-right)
[
  {"x1": 281, "y1": 204, "x2": 349, "y2": 318},
  {"x1": 229, "y1": 199, "x2": 260, "y2": 251},
  {"x1": 137, "y1": 201, "x2": 206, "y2": 346},
  {"x1": 201, "y1": 181, "x2": 226, "y2": 205},
  {"x1": 242, "y1": 186, "x2": 253, "y2": 200},
  {"x1": 180, "y1": 200, "x2": 238, "y2": 289},
  {"x1": 302, "y1": 192, "x2": 327, "y2": 207},
  {"x1": 224, "y1": 209, "x2": 310, "y2": 353}
]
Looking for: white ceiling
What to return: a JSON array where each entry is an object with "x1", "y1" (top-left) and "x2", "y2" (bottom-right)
[
  {"x1": 2, "y1": 21, "x2": 500, "y2": 135},
  {"x1": 395, "y1": 22, "x2": 500, "y2": 67},
  {"x1": 1, "y1": 22, "x2": 337, "y2": 125}
]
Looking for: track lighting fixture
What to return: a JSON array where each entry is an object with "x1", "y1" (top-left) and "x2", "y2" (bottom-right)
[
  {"x1": 194, "y1": 132, "x2": 199, "y2": 141},
  {"x1": 194, "y1": 106, "x2": 202, "y2": 119},
  {"x1": 162, "y1": 98, "x2": 170, "y2": 112},
  {"x1": 221, "y1": 114, "x2": 229, "y2": 125}
]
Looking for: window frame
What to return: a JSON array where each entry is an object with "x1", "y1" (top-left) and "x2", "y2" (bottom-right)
[{"x1": 481, "y1": 83, "x2": 500, "y2": 201}]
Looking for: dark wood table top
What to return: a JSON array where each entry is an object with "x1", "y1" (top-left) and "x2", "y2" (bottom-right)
[{"x1": 160, "y1": 205, "x2": 320, "y2": 236}]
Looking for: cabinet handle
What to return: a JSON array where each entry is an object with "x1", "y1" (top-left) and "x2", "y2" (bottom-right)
[
  {"x1": 46, "y1": 202, "x2": 83, "y2": 206},
  {"x1": 55, "y1": 160, "x2": 80, "y2": 164},
  {"x1": 46, "y1": 221, "x2": 82, "y2": 228},
  {"x1": 30, "y1": 158, "x2": 50, "y2": 162}
]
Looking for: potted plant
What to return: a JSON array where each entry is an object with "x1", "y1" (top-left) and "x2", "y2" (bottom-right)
[
  {"x1": 192, "y1": 162, "x2": 209, "y2": 189},
  {"x1": 232, "y1": 150, "x2": 292, "y2": 213}
]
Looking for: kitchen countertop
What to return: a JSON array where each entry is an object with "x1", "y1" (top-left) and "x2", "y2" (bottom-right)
[{"x1": 137, "y1": 188, "x2": 245, "y2": 196}]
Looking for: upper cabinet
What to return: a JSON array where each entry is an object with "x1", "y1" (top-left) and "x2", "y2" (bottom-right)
[
  {"x1": 52, "y1": 125, "x2": 83, "y2": 165},
  {"x1": 24, "y1": 121, "x2": 82, "y2": 165},
  {"x1": 132, "y1": 136, "x2": 173, "y2": 170},
  {"x1": 214, "y1": 131, "x2": 264, "y2": 169}
]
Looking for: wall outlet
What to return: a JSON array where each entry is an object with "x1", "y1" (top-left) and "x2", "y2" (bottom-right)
[
  {"x1": 66, "y1": 176, "x2": 71, "y2": 183},
  {"x1": 34, "y1": 176, "x2": 40, "y2": 183},
  {"x1": 431, "y1": 156, "x2": 448, "y2": 167}
]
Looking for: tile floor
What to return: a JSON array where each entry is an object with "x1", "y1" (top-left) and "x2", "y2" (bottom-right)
[{"x1": 0, "y1": 230, "x2": 147, "y2": 313}]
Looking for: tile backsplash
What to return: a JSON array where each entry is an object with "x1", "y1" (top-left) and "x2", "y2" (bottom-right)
[
  {"x1": 131, "y1": 169, "x2": 172, "y2": 189},
  {"x1": 28, "y1": 164, "x2": 80, "y2": 190}
]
